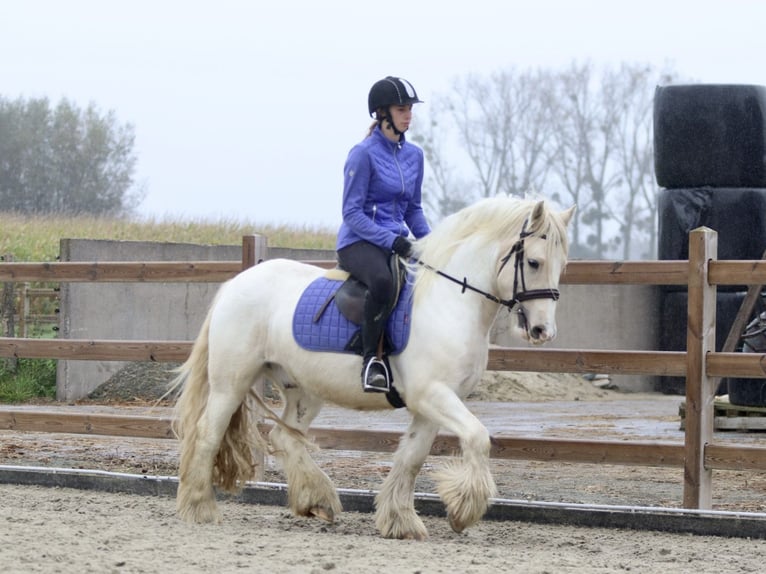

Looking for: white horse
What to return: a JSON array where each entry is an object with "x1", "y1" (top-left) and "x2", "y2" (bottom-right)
[{"x1": 173, "y1": 196, "x2": 574, "y2": 540}]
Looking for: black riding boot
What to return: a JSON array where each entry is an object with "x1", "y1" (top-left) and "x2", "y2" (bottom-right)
[{"x1": 361, "y1": 293, "x2": 390, "y2": 392}]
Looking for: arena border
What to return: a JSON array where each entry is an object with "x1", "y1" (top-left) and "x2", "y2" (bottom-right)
[{"x1": 1, "y1": 465, "x2": 764, "y2": 540}]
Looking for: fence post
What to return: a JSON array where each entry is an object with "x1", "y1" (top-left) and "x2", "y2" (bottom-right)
[
  {"x1": 1, "y1": 254, "x2": 18, "y2": 372},
  {"x1": 241, "y1": 235, "x2": 269, "y2": 481},
  {"x1": 241, "y1": 235, "x2": 268, "y2": 270},
  {"x1": 683, "y1": 227, "x2": 717, "y2": 509}
]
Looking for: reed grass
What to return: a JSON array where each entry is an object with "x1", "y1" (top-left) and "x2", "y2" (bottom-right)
[{"x1": 0, "y1": 213, "x2": 337, "y2": 261}]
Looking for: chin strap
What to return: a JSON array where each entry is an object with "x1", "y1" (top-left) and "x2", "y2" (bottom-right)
[{"x1": 380, "y1": 112, "x2": 405, "y2": 138}]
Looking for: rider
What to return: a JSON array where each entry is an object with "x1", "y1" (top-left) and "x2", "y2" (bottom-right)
[{"x1": 336, "y1": 76, "x2": 431, "y2": 393}]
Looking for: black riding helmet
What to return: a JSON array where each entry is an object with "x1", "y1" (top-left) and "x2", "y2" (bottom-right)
[{"x1": 367, "y1": 76, "x2": 423, "y2": 117}]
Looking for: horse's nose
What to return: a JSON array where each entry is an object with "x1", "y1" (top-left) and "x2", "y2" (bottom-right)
[{"x1": 530, "y1": 323, "x2": 556, "y2": 343}]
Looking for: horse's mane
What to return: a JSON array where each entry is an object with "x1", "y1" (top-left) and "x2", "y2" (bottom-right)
[{"x1": 410, "y1": 196, "x2": 570, "y2": 295}]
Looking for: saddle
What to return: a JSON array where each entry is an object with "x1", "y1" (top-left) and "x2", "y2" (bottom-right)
[{"x1": 324, "y1": 253, "x2": 407, "y2": 328}]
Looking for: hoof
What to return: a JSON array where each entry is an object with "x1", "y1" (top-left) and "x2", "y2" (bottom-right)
[
  {"x1": 309, "y1": 506, "x2": 336, "y2": 523},
  {"x1": 448, "y1": 513, "x2": 466, "y2": 534},
  {"x1": 402, "y1": 531, "x2": 428, "y2": 541}
]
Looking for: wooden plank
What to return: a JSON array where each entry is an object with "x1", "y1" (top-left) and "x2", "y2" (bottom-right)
[
  {"x1": 560, "y1": 260, "x2": 688, "y2": 285},
  {"x1": 0, "y1": 259, "x2": 336, "y2": 282},
  {"x1": 484, "y1": 437, "x2": 685, "y2": 467},
  {"x1": 0, "y1": 410, "x2": 175, "y2": 439},
  {"x1": 487, "y1": 348, "x2": 687, "y2": 376},
  {"x1": 0, "y1": 261, "x2": 242, "y2": 282},
  {"x1": 705, "y1": 443, "x2": 766, "y2": 470},
  {"x1": 0, "y1": 339, "x2": 694, "y2": 378},
  {"x1": 713, "y1": 417, "x2": 766, "y2": 431},
  {"x1": 0, "y1": 338, "x2": 192, "y2": 361},
  {"x1": 709, "y1": 260, "x2": 766, "y2": 286},
  {"x1": 0, "y1": 338, "x2": 694, "y2": 376},
  {"x1": 5, "y1": 409, "x2": 766, "y2": 471},
  {"x1": 0, "y1": 409, "x2": 685, "y2": 467},
  {"x1": 683, "y1": 228, "x2": 717, "y2": 510},
  {"x1": 707, "y1": 352, "x2": 766, "y2": 378}
]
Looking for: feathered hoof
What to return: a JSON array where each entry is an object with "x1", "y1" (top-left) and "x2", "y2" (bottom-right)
[
  {"x1": 400, "y1": 530, "x2": 428, "y2": 541},
  {"x1": 308, "y1": 505, "x2": 336, "y2": 523},
  {"x1": 375, "y1": 510, "x2": 429, "y2": 540},
  {"x1": 380, "y1": 527, "x2": 429, "y2": 541},
  {"x1": 177, "y1": 501, "x2": 222, "y2": 525},
  {"x1": 448, "y1": 512, "x2": 466, "y2": 534}
]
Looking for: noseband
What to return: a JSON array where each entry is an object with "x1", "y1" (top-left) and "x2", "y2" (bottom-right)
[{"x1": 416, "y1": 219, "x2": 560, "y2": 312}]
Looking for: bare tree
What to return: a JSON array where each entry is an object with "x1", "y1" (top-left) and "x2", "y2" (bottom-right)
[
  {"x1": 416, "y1": 61, "x2": 675, "y2": 259},
  {"x1": 611, "y1": 66, "x2": 679, "y2": 259},
  {"x1": 411, "y1": 104, "x2": 472, "y2": 218},
  {"x1": 412, "y1": 68, "x2": 557, "y2": 218},
  {"x1": 550, "y1": 62, "x2": 627, "y2": 258}
]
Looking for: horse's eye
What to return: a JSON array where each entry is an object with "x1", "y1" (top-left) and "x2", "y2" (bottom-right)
[{"x1": 527, "y1": 258, "x2": 540, "y2": 270}]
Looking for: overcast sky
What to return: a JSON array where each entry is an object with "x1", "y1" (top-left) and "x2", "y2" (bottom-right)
[{"x1": 4, "y1": 1, "x2": 766, "y2": 228}]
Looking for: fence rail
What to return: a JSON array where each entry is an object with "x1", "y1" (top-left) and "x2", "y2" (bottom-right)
[{"x1": 1, "y1": 232, "x2": 765, "y2": 512}]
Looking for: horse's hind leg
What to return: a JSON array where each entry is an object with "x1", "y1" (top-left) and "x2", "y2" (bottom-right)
[
  {"x1": 176, "y1": 325, "x2": 265, "y2": 526},
  {"x1": 375, "y1": 414, "x2": 438, "y2": 540},
  {"x1": 270, "y1": 376, "x2": 342, "y2": 522},
  {"x1": 177, "y1": 381, "x2": 253, "y2": 524}
]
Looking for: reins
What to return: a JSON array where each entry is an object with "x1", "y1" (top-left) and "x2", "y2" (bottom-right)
[{"x1": 414, "y1": 218, "x2": 560, "y2": 312}]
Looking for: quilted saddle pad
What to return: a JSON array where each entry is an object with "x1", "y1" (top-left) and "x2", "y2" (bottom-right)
[{"x1": 292, "y1": 276, "x2": 414, "y2": 354}]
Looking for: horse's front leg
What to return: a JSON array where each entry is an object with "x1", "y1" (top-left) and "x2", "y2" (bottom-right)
[
  {"x1": 375, "y1": 414, "x2": 439, "y2": 540},
  {"x1": 408, "y1": 383, "x2": 497, "y2": 533}
]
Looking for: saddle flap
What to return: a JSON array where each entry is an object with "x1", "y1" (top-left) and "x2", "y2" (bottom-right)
[{"x1": 333, "y1": 278, "x2": 366, "y2": 325}]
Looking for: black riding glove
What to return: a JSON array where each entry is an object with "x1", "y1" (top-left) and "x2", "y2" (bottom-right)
[{"x1": 392, "y1": 236, "x2": 413, "y2": 258}]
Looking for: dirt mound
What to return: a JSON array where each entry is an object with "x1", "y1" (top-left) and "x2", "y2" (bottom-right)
[
  {"x1": 85, "y1": 362, "x2": 182, "y2": 404},
  {"x1": 85, "y1": 361, "x2": 612, "y2": 404}
]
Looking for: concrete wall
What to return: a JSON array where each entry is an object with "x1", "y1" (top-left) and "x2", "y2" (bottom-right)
[
  {"x1": 57, "y1": 239, "x2": 659, "y2": 400},
  {"x1": 492, "y1": 284, "x2": 661, "y2": 392}
]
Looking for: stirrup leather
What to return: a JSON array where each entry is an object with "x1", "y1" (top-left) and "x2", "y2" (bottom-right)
[{"x1": 362, "y1": 357, "x2": 390, "y2": 392}]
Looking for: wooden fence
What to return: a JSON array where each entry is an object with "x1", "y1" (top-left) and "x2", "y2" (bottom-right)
[{"x1": 1, "y1": 231, "x2": 766, "y2": 512}]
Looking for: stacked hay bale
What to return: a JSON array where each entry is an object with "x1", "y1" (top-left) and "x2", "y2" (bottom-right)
[{"x1": 654, "y1": 83, "x2": 766, "y2": 403}]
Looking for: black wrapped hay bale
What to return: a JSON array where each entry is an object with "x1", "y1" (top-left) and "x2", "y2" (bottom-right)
[
  {"x1": 654, "y1": 84, "x2": 766, "y2": 189},
  {"x1": 658, "y1": 290, "x2": 748, "y2": 395},
  {"x1": 657, "y1": 187, "x2": 766, "y2": 291}
]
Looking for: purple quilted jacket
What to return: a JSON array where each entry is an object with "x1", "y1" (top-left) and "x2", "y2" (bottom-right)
[{"x1": 336, "y1": 126, "x2": 430, "y2": 251}]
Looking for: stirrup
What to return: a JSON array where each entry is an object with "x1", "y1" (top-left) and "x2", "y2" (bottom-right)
[{"x1": 362, "y1": 357, "x2": 390, "y2": 393}]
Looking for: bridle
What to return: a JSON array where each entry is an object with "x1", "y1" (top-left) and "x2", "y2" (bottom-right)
[{"x1": 415, "y1": 219, "x2": 560, "y2": 312}]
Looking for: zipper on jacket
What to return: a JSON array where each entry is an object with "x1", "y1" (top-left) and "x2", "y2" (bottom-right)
[
  {"x1": 372, "y1": 203, "x2": 377, "y2": 223},
  {"x1": 393, "y1": 144, "x2": 406, "y2": 235}
]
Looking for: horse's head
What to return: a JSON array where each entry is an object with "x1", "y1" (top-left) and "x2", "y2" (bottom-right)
[{"x1": 496, "y1": 200, "x2": 575, "y2": 345}]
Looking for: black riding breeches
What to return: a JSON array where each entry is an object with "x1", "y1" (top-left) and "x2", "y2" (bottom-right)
[{"x1": 336, "y1": 240, "x2": 394, "y2": 305}]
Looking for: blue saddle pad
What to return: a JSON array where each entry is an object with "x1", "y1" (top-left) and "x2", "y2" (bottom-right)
[{"x1": 292, "y1": 276, "x2": 414, "y2": 354}]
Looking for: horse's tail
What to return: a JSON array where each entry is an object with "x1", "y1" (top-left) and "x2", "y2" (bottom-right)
[
  {"x1": 170, "y1": 301, "x2": 212, "y2": 442},
  {"x1": 171, "y1": 290, "x2": 259, "y2": 494}
]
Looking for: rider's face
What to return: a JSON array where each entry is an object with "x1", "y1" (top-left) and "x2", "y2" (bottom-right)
[{"x1": 388, "y1": 104, "x2": 413, "y2": 133}]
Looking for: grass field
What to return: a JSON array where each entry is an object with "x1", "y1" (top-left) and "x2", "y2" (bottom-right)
[
  {"x1": 0, "y1": 213, "x2": 337, "y2": 402},
  {"x1": 0, "y1": 213, "x2": 337, "y2": 262}
]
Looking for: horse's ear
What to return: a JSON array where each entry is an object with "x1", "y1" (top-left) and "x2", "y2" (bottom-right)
[
  {"x1": 560, "y1": 205, "x2": 576, "y2": 227},
  {"x1": 528, "y1": 200, "x2": 546, "y2": 233}
]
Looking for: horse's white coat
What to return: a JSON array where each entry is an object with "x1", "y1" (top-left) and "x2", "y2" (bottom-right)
[{"x1": 173, "y1": 197, "x2": 574, "y2": 539}]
